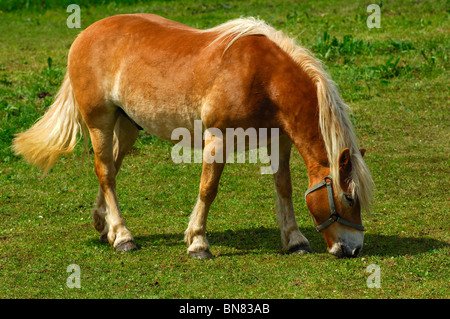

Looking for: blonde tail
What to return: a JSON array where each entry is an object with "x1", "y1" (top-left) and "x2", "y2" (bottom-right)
[{"x1": 12, "y1": 74, "x2": 88, "y2": 174}]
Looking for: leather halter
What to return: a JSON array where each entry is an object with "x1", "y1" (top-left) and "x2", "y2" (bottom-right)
[{"x1": 305, "y1": 175, "x2": 365, "y2": 232}]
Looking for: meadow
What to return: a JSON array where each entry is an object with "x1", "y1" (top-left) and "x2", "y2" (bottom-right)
[{"x1": 0, "y1": 0, "x2": 448, "y2": 299}]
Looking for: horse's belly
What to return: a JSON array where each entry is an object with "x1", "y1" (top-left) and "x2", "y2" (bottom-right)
[{"x1": 121, "y1": 100, "x2": 201, "y2": 143}]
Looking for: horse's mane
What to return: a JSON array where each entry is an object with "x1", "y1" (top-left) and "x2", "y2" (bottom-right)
[{"x1": 204, "y1": 17, "x2": 374, "y2": 212}]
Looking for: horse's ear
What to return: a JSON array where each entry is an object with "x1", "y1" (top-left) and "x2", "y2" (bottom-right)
[
  {"x1": 360, "y1": 148, "x2": 366, "y2": 157},
  {"x1": 339, "y1": 148, "x2": 351, "y2": 170}
]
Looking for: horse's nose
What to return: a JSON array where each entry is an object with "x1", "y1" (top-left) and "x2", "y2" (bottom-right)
[
  {"x1": 330, "y1": 243, "x2": 362, "y2": 258},
  {"x1": 342, "y1": 244, "x2": 361, "y2": 258}
]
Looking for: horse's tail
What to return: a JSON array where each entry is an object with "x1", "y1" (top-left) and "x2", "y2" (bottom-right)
[{"x1": 12, "y1": 74, "x2": 88, "y2": 174}]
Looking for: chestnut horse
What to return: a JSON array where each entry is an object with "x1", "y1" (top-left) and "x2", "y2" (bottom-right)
[{"x1": 13, "y1": 14, "x2": 373, "y2": 258}]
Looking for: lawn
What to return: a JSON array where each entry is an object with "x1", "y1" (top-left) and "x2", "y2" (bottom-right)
[{"x1": 0, "y1": 0, "x2": 448, "y2": 299}]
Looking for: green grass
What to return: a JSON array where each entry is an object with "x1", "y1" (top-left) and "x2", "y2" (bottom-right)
[{"x1": 0, "y1": 0, "x2": 449, "y2": 299}]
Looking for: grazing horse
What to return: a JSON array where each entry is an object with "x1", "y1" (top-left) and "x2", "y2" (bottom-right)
[{"x1": 13, "y1": 14, "x2": 373, "y2": 258}]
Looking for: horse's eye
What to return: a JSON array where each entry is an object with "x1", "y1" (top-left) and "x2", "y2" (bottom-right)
[{"x1": 343, "y1": 194, "x2": 354, "y2": 207}]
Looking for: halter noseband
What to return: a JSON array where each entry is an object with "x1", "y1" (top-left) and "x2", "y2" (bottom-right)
[{"x1": 305, "y1": 175, "x2": 365, "y2": 232}]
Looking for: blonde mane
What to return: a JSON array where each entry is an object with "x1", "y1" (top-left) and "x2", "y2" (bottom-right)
[{"x1": 205, "y1": 17, "x2": 374, "y2": 212}]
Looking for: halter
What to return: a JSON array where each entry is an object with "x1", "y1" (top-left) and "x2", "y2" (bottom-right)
[{"x1": 305, "y1": 175, "x2": 365, "y2": 232}]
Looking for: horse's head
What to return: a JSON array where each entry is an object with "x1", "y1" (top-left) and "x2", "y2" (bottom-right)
[{"x1": 305, "y1": 148, "x2": 366, "y2": 258}]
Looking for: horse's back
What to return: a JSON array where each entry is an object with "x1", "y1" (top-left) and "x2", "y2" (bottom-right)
[
  {"x1": 67, "y1": 14, "x2": 293, "y2": 140},
  {"x1": 68, "y1": 13, "x2": 209, "y2": 84}
]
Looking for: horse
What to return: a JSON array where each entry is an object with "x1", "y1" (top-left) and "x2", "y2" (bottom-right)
[{"x1": 13, "y1": 14, "x2": 373, "y2": 258}]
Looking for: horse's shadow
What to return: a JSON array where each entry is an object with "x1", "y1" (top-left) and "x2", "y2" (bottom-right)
[{"x1": 132, "y1": 226, "x2": 448, "y2": 257}]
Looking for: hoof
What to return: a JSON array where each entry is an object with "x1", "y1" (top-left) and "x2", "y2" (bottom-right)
[
  {"x1": 99, "y1": 233, "x2": 108, "y2": 243},
  {"x1": 188, "y1": 249, "x2": 214, "y2": 259},
  {"x1": 288, "y1": 244, "x2": 314, "y2": 254},
  {"x1": 115, "y1": 241, "x2": 137, "y2": 252}
]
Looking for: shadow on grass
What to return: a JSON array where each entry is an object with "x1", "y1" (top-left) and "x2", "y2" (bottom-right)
[{"x1": 127, "y1": 226, "x2": 448, "y2": 258}]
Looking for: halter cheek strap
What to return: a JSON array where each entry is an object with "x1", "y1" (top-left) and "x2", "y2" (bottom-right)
[{"x1": 305, "y1": 175, "x2": 365, "y2": 232}]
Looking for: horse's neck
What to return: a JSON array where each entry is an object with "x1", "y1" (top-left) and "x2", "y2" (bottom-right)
[
  {"x1": 268, "y1": 65, "x2": 330, "y2": 186},
  {"x1": 282, "y1": 109, "x2": 331, "y2": 186},
  {"x1": 303, "y1": 155, "x2": 331, "y2": 187},
  {"x1": 290, "y1": 130, "x2": 330, "y2": 186}
]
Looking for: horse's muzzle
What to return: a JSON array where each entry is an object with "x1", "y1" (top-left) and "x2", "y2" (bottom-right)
[{"x1": 329, "y1": 242, "x2": 362, "y2": 258}]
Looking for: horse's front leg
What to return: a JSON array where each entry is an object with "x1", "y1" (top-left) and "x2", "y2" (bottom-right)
[
  {"x1": 185, "y1": 137, "x2": 225, "y2": 259},
  {"x1": 274, "y1": 135, "x2": 313, "y2": 254}
]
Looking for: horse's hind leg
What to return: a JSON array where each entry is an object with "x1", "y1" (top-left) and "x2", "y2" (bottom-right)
[
  {"x1": 88, "y1": 110, "x2": 138, "y2": 252},
  {"x1": 92, "y1": 113, "x2": 139, "y2": 243},
  {"x1": 274, "y1": 135, "x2": 313, "y2": 254},
  {"x1": 92, "y1": 188, "x2": 108, "y2": 242}
]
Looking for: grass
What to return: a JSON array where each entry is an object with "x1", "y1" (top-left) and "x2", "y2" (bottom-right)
[{"x1": 0, "y1": 0, "x2": 449, "y2": 299}]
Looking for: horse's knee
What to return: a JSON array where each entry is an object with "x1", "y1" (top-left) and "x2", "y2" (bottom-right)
[{"x1": 199, "y1": 184, "x2": 218, "y2": 204}]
